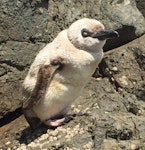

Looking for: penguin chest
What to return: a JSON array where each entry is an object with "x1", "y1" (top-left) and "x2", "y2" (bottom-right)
[{"x1": 33, "y1": 79, "x2": 82, "y2": 121}]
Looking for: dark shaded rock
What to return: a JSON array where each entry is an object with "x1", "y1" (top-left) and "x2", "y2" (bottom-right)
[
  {"x1": 0, "y1": 0, "x2": 48, "y2": 43},
  {"x1": 136, "y1": 0, "x2": 145, "y2": 17},
  {"x1": 0, "y1": 41, "x2": 45, "y2": 118},
  {"x1": 0, "y1": 0, "x2": 48, "y2": 117}
]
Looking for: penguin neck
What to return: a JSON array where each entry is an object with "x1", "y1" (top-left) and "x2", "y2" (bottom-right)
[
  {"x1": 53, "y1": 30, "x2": 103, "y2": 67},
  {"x1": 54, "y1": 30, "x2": 103, "y2": 55}
]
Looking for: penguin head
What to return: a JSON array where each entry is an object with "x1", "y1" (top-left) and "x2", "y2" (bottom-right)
[{"x1": 67, "y1": 18, "x2": 118, "y2": 52}]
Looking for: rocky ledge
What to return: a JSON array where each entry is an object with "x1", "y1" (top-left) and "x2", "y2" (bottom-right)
[
  {"x1": 0, "y1": 35, "x2": 145, "y2": 149},
  {"x1": 0, "y1": 0, "x2": 145, "y2": 150}
]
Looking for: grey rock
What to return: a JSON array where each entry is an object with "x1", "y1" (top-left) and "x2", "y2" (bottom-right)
[
  {"x1": 136, "y1": 0, "x2": 145, "y2": 17},
  {"x1": 0, "y1": 0, "x2": 145, "y2": 149},
  {"x1": 0, "y1": 0, "x2": 48, "y2": 43},
  {"x1": 1, "y1": 59, "x2": 145, "y2": 149},
  {"x1": 47, "y1": 0, "x2": 145, "y2": 50},
  {"x1": 102, "y1": 35, "x2": 145, "y2": 102},
  {"x1": 0, "y1": 0, "x2": 48, "y2": 117},
  {"x1": 1, "y1": 33, "x2": 145, "y2": 149},
  {"x1": 0, "y1": 41, "x2": 45, "y2": 118},
  {"x1": 0, "y1": 0, "x2": 145, "y2": 118}
]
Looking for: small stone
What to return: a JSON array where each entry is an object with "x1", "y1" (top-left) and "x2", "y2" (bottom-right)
[
  {"x1": 111, "y1": 77, "x2": 115, "y2": 81},
  {"x1": 6, "y1": 141, "x2": 11, "y2": 145},
  {"x1": 28, "y1": 142, "x2": 40, "y2": 149},
  {"x1": 96, "y1": 77, "x2": 102, "y2": 81},
  {"x1": 83, "y1": 13, "x2": 87, "y2": 17},
  {"x1": 13, "y1": 146, "x2": 17, "y2": 150},
  {"x1": 51, "y1": 130, "x2": 58, "y2": 136},
  {"x1": 78, "y1": 105, "x2": 82, "y2": 108},
  {"x1": 119, "y1": 76, "x2": 128, "y2": 85},
  {"x1": 19, "y1": 145, "x2": 27, "y2": 150},
  {"x1": 66, "y1": 138, "x2": 71, "y2": 142},
  {"x1": 39, "y1": 134, "x2": 49, "y2": 141},
  {"x1": 112, "y1": 66, "x2": 118, "y2": 71},
  {"x1": 39, "y1": 7, "x2": 44, "y2": 14},
  {"x1": 65, "y1": 134, "x2": 70, "y2": 139},
  {"x1": 53, "y1": 136, "x2": 57, "y2": 141},
  {"x1": 138, "y1": 109, "x2": 144, "y2": 115},
  {"x1": 130, "y1": 144, "x2": 137, "y2": 150}
]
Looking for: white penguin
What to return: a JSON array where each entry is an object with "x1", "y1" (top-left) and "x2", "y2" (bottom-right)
[{"x1": 22, "y1": 18, "x2": 118, "y2": 129}]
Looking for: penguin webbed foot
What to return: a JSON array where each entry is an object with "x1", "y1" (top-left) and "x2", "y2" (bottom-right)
[{"x1": 44, "y1": 113, "x2": 90, "y2": 127}]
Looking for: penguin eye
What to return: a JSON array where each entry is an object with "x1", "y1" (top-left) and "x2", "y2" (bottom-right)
[{"x1": 81, "y1": 28, "x2": 92, "y2": 38}]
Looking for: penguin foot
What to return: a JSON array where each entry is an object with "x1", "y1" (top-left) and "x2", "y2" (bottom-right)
[
  {"x1": 44, "y1": 118, "x2": 65, "y2": 127},
  {"x1": 44, "y1": 113, "x2": 90, "y2": 127}
]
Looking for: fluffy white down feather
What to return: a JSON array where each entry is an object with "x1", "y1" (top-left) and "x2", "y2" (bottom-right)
[{"x1": 23, "y1": 18, "x2": 106, "y2": 121}]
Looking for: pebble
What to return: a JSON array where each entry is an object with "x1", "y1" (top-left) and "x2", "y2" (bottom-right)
[
  {"x1": 53, "y1": 136, "x2": 57, "y2": 141},
  {"x1": 119, "y1": 76, "x2": 128, "y2": 85},
  {"x1": 130, "y1": 144, "x2": 138, "y2": 150},
  {"x1": 96, "y1": 77, "x2": 102, "y2": 81},
  {"x1": 5, "y1": 141, "x2": 11, "y2": 145},
  {"x1": 39, "y1": 134, "x2": 49, "y2": 142},
  {"x1": 83, "y1": 107, "x2": 89, "y2": 112},
  {"x1": 83, "y1": 141, "x2": 92, "y2": 149},
  {"x1": 112, "y1": 66, "x2": 118, "y2": 71},
  {"x1": 18, "y1": 145, "x2": 27, "y2": 150},
  {"x1": 28, "y1": 142, "x2": 36, "y2": 147},
  {"x1": 138, "y1": 109, "x2": 145, "y2": 115},
  {"x1": 50, "y1": 130, "x2": 58, "y2": 136},
  {"x1": 73, "y1": 108, "x2": 80, "y2": 113},
  {"x1": 57, "y1": 135, "x2": 62, "y2": 139}
]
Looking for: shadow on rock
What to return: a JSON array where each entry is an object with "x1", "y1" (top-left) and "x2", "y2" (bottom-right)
[{"x1": 18, "y1": 125, "x2": 48, "y2": 145}]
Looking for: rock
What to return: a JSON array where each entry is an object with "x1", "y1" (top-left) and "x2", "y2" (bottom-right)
[
  {"x1": 47, "y1": 0, "x2": 145, "y2": 50},
  {"x1": 102, "y1": 34, "x2": 145, "y2": 102},
  {"x1": 0, "y1": 41, "x2": 45, "y2": 118},
  {"x1": 119, "y1": 140, "x2": 143, "y2": 150},
  {"x1": 0, "y1": 0, "x2": 48, "y2": 117},
  {"x1": 100, "y1": 139, "x2": 121, "y2": 150},
  {"x1": 136, "y1": 0, "x2": 145, "y2": 17},
  {"x1": 1, "y1": 45, "x2": 145, "y2": 149},
  {"x1": 0, "y1": 0, "x2": 145, "y2": 118},
  {"x1": 0, "y1": 0, "x2": 145, "y2": 149},
  {"x1": 0, "y1": 0, "x2": 48, "y2": 43}
]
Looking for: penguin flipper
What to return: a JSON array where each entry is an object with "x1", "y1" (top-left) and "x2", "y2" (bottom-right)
[{"x1": 22, "y1": 57, "x2": 64, "y2": 129}]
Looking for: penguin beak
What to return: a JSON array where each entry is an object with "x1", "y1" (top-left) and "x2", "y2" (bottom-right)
[{"x1": 91, "y1": 30, "x2": 119, "y2": 40}]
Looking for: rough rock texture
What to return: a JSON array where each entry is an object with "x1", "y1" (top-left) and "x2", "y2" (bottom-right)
[
  {"x1": 0, "y1": 0, "x2": 145, "y2": 118},
  {"x1": 0, "y1": 0, "x2": 48, "y2": 43},
  {"x1": 0, "y1": 35, "x2": 145, "y2": 150},
  {"x1": 0, "y1": 0, "x2": 48, "y2": 118},
  {"x1": 136, "y1": 0, "x2": 145, "y2": 17},
  {"x1": 0, "y1": 41, "x2": 45, "y2": 118},
  {"x1": 47, "y1": 0, "x2": 145, "y2": 50},
  {"x1": 0, "y1": 0, "x2": 145, "y2": 149}
]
